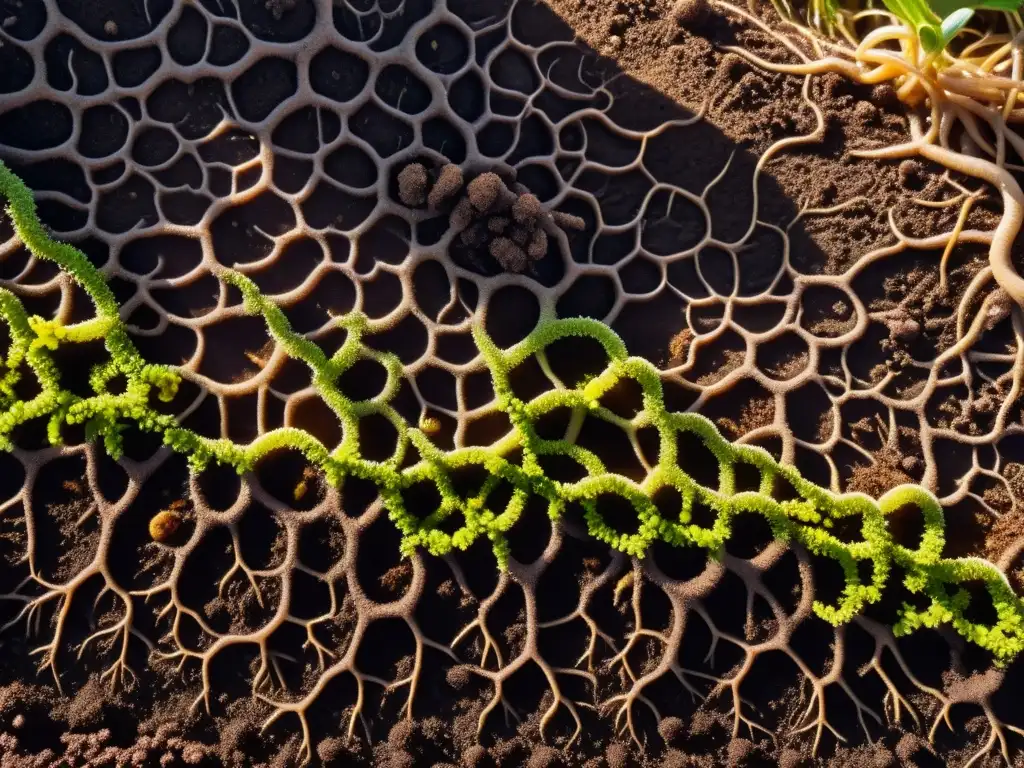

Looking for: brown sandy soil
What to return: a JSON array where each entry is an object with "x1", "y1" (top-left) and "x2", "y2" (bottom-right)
[{"x1": 1, "y1": 0, "x2": 1024, "y2": 766}]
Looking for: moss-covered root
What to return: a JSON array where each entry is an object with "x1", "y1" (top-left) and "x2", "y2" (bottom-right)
[{"x1": 2, "y1": 159, "x2": 1023, "y2": 661}]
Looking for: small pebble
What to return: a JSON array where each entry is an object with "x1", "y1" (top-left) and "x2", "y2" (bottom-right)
[{"x1": 104, "y1": 19, "x2": 118, "y2": 36}]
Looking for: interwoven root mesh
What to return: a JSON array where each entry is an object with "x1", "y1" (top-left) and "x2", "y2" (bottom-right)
[{"x1": 2, "y1": 0, "x2": 1024, "y2": 765}]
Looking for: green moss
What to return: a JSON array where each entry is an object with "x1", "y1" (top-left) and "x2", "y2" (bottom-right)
[{"x1": 2, "y1": 158, "x2": 1024, "y2": 661}]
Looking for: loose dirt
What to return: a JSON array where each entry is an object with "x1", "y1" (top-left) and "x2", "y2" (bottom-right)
[{"x1": 0, "y1": 0, "x2": 1022, "y2": 766}]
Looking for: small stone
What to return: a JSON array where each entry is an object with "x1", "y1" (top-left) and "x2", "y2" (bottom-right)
[
  {"x1": 103, "y1": 19, "x2": 118, "y2": 36},
  {"x1": 607, "y1": 34, "x2": 623, "y2": 48},
  {"x1": 1, "y1": 16, "x2": 16, "y2": 29},
  {"x1": 149, "y1": 510, "x2": 183, "y2": 543}
]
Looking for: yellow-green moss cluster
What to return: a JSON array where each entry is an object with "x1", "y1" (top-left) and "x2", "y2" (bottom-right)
[{"x1": 2, "y1": 159, "x2": 1023, "y2": 661}]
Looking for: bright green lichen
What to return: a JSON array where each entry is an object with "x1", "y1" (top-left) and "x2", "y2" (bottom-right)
[{"x1": 2, "y1": 158, "x2": 1024, "y2": 662}]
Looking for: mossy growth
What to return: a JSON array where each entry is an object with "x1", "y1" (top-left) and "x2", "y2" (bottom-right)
[{"x1": 2, "y1": 159, "x2": 1024, "y2": 661}]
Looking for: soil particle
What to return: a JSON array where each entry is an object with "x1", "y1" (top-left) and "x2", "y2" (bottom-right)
[
  {"x1": 778, "y1": 747, "x2": 805, "y2": 768},
  {"x1": 0, "y1": 0, "x2": 1019, "y2": 766},
  {"x1": 715, "y1": 392, "x2": 774, "y2": 439},
  {"x1": 726, "y1": 738, "x2": 754, "y2": 766},
  {"x1": 148, "y1": 508, "x2": 183, "y2": 542},
  {"x1": 888, "y1": 317, "x2": 921, "y2": 342},
  {"x1": 688, "y1": 710, "x2": 717, "y2": 736},
  {"x1": 657, "y1": 715, "x2": 685, "y2": 744},
  {"x1": 672, "y1": 0, "x2": 710, "y2": 28},
  {"x1": 551, "y1": 211, "x2": 586, "y2": 231},
  {"x1": 853, "y1": 99, "x2": 878, "y2": 124},
  {"x1": 605, "y1": 743, "x2": 629, "y2": 768},
  {"x1": 898, "y1": 159, "x2": 928, "y2": 191},
  {"x1": 445, "y1": 665, "x2": 471, "y2": 690},
  {"x1": 901, "y1": 455, "x2": 921, "y2": 473},
  {"x1": 463, "y1": 744, "x2": 488, "y2": 767},
  {"x1": 944, "y1": 668, "x2": 1003, "y2": 702},
  {"x1": 895, "y1": 733, "x2": 932, "y2": 764},
  {"x1": 379, "y1": 560, "x2": 413, "y2": 595},
  {"x1": 527, "y1": 745, "x2": 562, "y2": 768},
  {"x1": 661, "y1": 749, "x2": 696, "y2": 768},
  {"x1": 667, "y1": 328, "x2": 694, "y2": 366},
  {"x1": 64, "y1": 677, "x2": 105, "y2": 729},
  {"x1": 388, "y1": 751, "x2": 416, "y2": 768},
  {"x1": 985, "y1": 473, "x2": 1024, "y2": 560},
  {"x1": 489, "y1": 236, "x2": 529, "y2": 272},
  {"x1": 828, "y1": 744, "x2": 898, "y2": 767},
  {"x1": 398, "y1": 163, "x2": 428, "y2": 207},
  {"x1": 871, "y1": 83, "x2": 901, "y2": 108},
  {"x1": 398, "y1": 163, "x2": 582, "y2": 275},
  {"x1": 467, "y1": 173, "x2": 505, "y2": 212},
  {"x1": 845, "y1": 445, "x2": 915, "y2": 496},
  {"x1": 512, "y1": 193, "x2": 543, "y2": 224},
  {"x1": 429, "y1": 164, "x2": 465, "y2": 210},
  {"x1": 388, "y1": 719, "x2": 415, "y2": 750}
]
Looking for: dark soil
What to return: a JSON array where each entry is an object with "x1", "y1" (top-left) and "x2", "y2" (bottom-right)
[{"x1": 0, "y1": 0, "x2": 1022, "y2": 766}]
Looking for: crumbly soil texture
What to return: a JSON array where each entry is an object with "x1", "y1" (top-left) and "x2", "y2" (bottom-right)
[{"x1": 2, "y1": 0, "x2": 1024, "y2": 767}]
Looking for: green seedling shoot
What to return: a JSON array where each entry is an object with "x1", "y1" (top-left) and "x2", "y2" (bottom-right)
[{"x1": 883, "y1": 0, "x2": 1022, "y2": 55}]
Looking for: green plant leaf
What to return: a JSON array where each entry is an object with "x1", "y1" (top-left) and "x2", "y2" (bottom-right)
[
  {"x1": 883, "y1": 0, "x2": 947, "y2": 52},
  {"x1": 939, "y1": 6, "x2": 976, "y2": 46},
  {"x1": 930, "y1": 0, "x2": 1022, "y2": 17},
  {"x1": 918, "y1": 21, "x2": 943, "y2": 51},
  {"x1": 884, "y1": 0, "x2": 941, "y2": 28},
  {"x1": 887, "y1": 0, "x2": 1020, "y2": 52}
]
